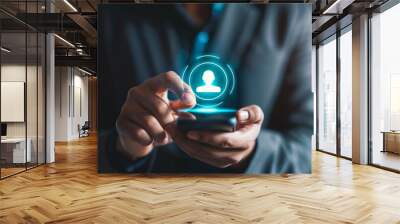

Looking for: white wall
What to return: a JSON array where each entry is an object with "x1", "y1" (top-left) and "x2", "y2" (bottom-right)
[
  {"x1": 1, "y1": 64, "x2": 46, "y2": 164},
  {"x1": 72, "y1": 73, "x2": 89, "y2": 138},
  {"x1": 1, "y1": 65, "x2": 27, "y2": 139},
  {"x1": 55, "y1": 67, "x2": 89, "y2": 141},
  {"x1": 1, "y1": 65, "x2": 42, "y2": 137},
  {"x1": 55, "y1": 67, "x2": 69, "y2": 141}
]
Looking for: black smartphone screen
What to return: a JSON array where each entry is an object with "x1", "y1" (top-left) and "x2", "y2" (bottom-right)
[{"x1": 177, "y1": 108, "x2": 237, "y2": 132}]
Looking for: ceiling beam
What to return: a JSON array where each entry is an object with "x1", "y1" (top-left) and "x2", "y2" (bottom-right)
[
  {"x1": 312, "y1": 15, "x2": 335, "y2": 33},
  {"x1": 67, "y1": 13, "x2": 97, "y2": 46},
  {"x1": 55, "y1": 55, "x2": 96, "y2": 71},
  {"x1": 322, "y1": 0, "x2": 356, "y2": 14}
]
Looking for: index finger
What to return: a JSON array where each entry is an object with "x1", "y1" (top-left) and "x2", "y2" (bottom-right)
[
  {"x1": 146, "y1": 71, "x2": 190, "y2": 98},
  {"x1": 146, "y1": 71, "x2": 196, "y2": 109}
]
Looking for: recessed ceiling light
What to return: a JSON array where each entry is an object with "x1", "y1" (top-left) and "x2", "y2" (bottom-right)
[
  {"x1": 322, "y1": 0, "x2": 355, "y2": 15},
  {"x1": 63, "y1": 0, "x2": 78, "y2": 12},
  {"x1": 78, "y1": 67, "x2": 93, "y2": 76},
  {"x1": 54, "y1": 34, "x2": 75, "y2": 48},
  {"x1": 1, "y1": 47, "x2": 11, "y2": 53}
]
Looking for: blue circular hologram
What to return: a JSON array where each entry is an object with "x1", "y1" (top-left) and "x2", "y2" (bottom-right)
[
  {"x1": 188, "y1": 62, "x2": 228, "y2": 101},
  {"x1": 182, "y1": 55, "x2": 235, "y2": 108}
]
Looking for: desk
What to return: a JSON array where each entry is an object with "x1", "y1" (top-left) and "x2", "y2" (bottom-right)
[
  {"x1": 1, "y1": 138, "x2": 31, "y2": 163},
  {"x1": 381, "y1": 131, "x2": 400, "y2": 154}
]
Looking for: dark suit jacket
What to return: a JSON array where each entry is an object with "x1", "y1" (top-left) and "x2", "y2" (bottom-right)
[{"x1": 98, "y1": 3, "x2": 313, "y2": 173}]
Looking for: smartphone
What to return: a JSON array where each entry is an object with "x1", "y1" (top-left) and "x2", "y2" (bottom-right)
[{"x1": 177, "y1": 108, "x2": 237, "y2": 132}]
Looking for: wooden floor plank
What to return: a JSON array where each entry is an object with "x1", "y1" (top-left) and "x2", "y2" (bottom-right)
[{"x1": 1, "y1": 135, "x2": 400, "y2": 223}]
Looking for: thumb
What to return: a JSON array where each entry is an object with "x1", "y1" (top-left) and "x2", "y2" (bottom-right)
[{"x1": 236, "y1": 105, "x2": 264, "y2": 125}]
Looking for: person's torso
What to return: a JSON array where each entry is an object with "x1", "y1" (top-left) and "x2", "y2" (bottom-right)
[{"x1": 99, "y1": 4, "x2": 305, "y2": 172}]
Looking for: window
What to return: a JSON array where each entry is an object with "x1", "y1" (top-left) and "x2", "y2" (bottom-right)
[
  {"x1": 370, "y1": 3, "x2": 400, "y2": 171},
  {"x1": 339, "y1": 28, "x2": 352, "y2": 158},
  {"x1": 318, "y1": 37, "x2": 337, "y2": 154},
  {"x1": 316, "y1": 26, "x2": 353, "y2": 159}
]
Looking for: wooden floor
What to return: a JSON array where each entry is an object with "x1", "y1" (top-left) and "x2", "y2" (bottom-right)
[
  {"x1": 1, "y1": 135, "x2": 400, "y2": 224},
  {"x1": 372, "y1": 151, "x2": 400, "y2": 171},
  {"x1": 1, "y1": 167, "x2": 26, "y2": 178}
]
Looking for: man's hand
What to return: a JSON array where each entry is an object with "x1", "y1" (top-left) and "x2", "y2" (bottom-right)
[
  {"x1": 116, "y1": 71, "x2": 196, "y2": 161},
  {"x1": 167, "y1": 105, "x2": 264, "y2": 168}
]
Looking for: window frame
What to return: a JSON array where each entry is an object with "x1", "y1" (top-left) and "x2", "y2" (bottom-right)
[{"x1": 315, "y1": 23, "x2": 353, "y2": 160}]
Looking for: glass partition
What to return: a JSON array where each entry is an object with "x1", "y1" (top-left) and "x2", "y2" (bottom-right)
[
  {"x1": 1, "y1": 30, "x2": 28, "y2": 177},
  {"x1": 0, "y1": 1, "x2": 46, "y2": 179}
]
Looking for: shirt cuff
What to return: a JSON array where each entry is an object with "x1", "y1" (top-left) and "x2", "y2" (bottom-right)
[{"x1": 107, "y1": 129, "x2": 153, "y2": 172}]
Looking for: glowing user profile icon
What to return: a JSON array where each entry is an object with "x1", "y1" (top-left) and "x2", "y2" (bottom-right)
[
  {"x1": 182, "y1": 54, "x2": 235, "y2": 107},
  {"x1": 195, "y1": 70, "x2": 221, "y2": 93}
]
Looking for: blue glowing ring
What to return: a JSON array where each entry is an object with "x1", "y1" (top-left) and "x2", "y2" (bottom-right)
[
  {"x1": 196, "y1": 101, "x2": 224, "y2": 108},
  {"x1": 196, "y1": 55, "x2": 220, "y2": 60},
  {"x1": 188, "y1": 62, "x2": 228, "y2": 101},
  {"x1": 227, "y1": 64, "x2": 236, "y2": 95},
  {"x1": 182, "y1": 65, "x2": 189, "y2": 79},
  {"x1": 181, "y1": 55, "x2": 236, "y2": 108}
]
